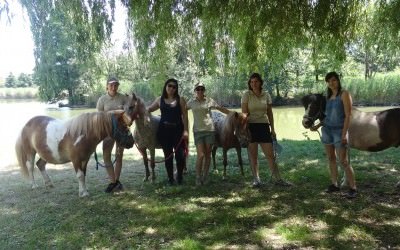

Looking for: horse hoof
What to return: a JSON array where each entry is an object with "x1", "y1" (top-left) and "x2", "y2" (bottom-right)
[
  {"x1": 31, "y1": 183, "x2": 39, "y2": 189},
  {"x1": 45, "y1": 182, "x2": 54, "y2": 188},
  {"x1": 79, "y1": 191, "x2": 89, "y2": 197},
  {"x1": 143, "y1": 177, "x2": 149, "y2": 182}
]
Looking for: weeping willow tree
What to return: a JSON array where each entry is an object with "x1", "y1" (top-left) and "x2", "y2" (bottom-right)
[
  {"x1": 1, "y1": 0, "x2": 400, "y2": 101},
  {"x1": 17, "y1": 0, "x2": 116, "y2": 103}
]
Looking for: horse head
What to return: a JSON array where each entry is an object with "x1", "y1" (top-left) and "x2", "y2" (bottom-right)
[
  {"x1": 232, "y1": 112, "x2": 250, "y2": 147},
  {"x1": 124, "y1": 93, "x2": 150, "y2": 126},
  {"x1": 110, "y1": 110, "x2": 135, "y2": 149},
  {"x1": 301, "y1": 93, "x2": 326, "y2": 129}
]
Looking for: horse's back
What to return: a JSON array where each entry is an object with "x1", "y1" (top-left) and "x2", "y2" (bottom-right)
[{"x1": 349, "y1": 107, "x2": 400, "y2": 151}]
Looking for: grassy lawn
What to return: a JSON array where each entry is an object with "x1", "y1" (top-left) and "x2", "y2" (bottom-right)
[{"x1": 1, "y1": 140, "x2": 399, "y2": 249}]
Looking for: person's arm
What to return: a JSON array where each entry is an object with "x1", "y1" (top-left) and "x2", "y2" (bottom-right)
[
  {"x1": 341, "y1": 90, "x2": 353, "y2": 145},
  {"x1": 147, "y1": 96, "x2": 161, "y2": 112},
  {"x1": 180, "y1": 97, "x2": 189, "y2": 140},
  {"x1": 241, "y1": 92, "x2": 249, "y2": 118},
  {"x1": 215, "y1": 106, "x2": 230, "y2": 115},
  {"x1": 96, "y1": 96, "x2": 104, "y2": 111},
  {"x1": 266, "y1": 104, "x2": 276, "y2": 137}
]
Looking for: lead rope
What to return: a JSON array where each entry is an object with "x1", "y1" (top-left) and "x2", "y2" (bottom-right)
[{"x1": 134, "y1": 136, "x2": 188, "y2": 164}]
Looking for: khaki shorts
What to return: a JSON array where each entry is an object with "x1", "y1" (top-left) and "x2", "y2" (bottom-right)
[{"x1": 194, "y1": 131, "x2": 215, "y2": 146}]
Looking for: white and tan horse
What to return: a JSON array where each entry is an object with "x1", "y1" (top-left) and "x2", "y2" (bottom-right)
[
  {"x1": 15, "y1": 110, "x2": 135, "y2": 197},
  {"x1": 211, "y1": 111, "x2": 250, "y2": 179},
  {"x1": 301, "y1": 93, "x2": 400, "y2": 187}
]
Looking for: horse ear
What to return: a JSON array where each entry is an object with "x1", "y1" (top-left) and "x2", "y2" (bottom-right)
[{"x1": 131, "y1": 92, "x2": 137, "y2": 100}]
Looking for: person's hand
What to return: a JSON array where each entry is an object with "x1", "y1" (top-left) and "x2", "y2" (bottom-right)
[
  {"x1": 182, "y1": 130, "x2": 189, "y2": 141},
  {"x1": 310, "y1": 123, "x2": 321, "y2": 131},
  {"x1": 341, "y1": 136, "x2": 348, "y2": 145},
  {"x1": 271, "y1": 130, "x2": 276, "y2": 138}
]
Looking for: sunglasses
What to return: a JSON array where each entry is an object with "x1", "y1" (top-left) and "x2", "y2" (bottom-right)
[
  {"x1": 167, "y1": 84, "x2": 177, "y2": 89},
  {"x1": 195, "y1": 88, "x2": 205, "y2": 92}
]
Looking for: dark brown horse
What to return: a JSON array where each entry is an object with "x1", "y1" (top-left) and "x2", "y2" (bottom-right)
[
  {"x1": 15, "y1": 110, "x2": 135, "y2": 197},
  {"x1": 301, "y1": 93, "x2": 400, "y2": 187},
  {"x1": 211, "y1": 111, "x2": 250, "y2": 179}
]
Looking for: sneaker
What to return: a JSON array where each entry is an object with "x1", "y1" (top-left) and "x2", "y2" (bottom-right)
[
  {"x1": 274, "y1": 179, "x2": 293, "y2": 187},
  {"x1": 345, "y1": 188, "x2": 357, "y2": 199},
  {"x1": 326, "y1": 184, "x2": 340, "y2": 193},
  {"x1": 252, "y1": 177, "x2": 261, "y2": 188},
  {"x1": 105, "y1": 182, "x2": 117, "y2": 193},
  {"x1": 114, "y1": 180, "x2": 124, "y2": 191}
]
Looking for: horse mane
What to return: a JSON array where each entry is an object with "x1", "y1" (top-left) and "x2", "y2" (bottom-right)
[
  {"x1": 66, "y1": 112, "x2": 112, "y2": 139},
  {"x1": 223, "y1": 112, "x2": 237, "y2": 135}
]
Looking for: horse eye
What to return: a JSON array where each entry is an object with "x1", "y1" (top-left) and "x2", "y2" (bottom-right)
[{"x1": 129, "y1": 106, "x2": 134, "y2": 111}]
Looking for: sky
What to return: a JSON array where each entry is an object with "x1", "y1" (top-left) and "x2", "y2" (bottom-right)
[
  {"x1": 0, "y1": 2, "x2": 127, "y2": 80},
  {"x1": 0, "y1": 2, "x2": 35, "y2": 78}
]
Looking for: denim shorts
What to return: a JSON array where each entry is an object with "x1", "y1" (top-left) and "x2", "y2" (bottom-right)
[
  {"x1": 321, "y1": 126, "x2": 347, "y2": 148},
  {"x1": 193, "y1": 131, "x2": 215, "y2": 146}
]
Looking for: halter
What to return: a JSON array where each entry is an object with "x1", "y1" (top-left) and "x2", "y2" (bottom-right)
[{"x1": 111, "y1": 114, "x2": 134, "y2": 148}]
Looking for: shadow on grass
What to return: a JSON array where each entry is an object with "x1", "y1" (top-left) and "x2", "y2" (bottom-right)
[{"x1": 0, "y1": 140, "x2": 399, "y2": 249}]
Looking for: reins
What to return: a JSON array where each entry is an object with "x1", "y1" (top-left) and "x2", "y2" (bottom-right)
[{"x1": 134, "y1": 136, "x2": 188, "y2": 164}]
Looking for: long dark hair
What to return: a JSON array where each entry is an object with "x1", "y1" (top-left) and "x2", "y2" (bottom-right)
[
  {"x1": 247, "y1": 73, "x2": 263, "y2": 91},
  {"x1": 325, "y1": 71, "x2": 342, "y2": 98},
  {"x1": 161, "y1": 78, "x2": 180, "y2": 99}
]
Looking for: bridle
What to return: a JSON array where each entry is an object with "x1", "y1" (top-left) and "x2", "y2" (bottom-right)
[{"x1": 303, "y1": 97, "x2": 325, "y2": 126}]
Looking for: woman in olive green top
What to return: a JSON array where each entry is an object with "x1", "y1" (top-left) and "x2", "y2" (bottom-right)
[
  {"x1": 187, "y1": 82, "x2": 230, "y2": 186},
  {"x1": 241, "y1": 73, "x2": 290, "y2": 187},
  {"x1": 96, "y1": 76, "x2": 127, "y2": 193}
]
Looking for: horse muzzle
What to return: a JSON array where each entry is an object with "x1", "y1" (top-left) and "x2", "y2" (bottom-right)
[
  {"x1": 302, "y1": 117, "x2": 314, "y2": 129},
  {"x1": 113, "y1": 130, "x2": 135, "y2": 149}
]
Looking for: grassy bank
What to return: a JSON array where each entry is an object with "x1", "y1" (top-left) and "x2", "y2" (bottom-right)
[
  {"x1": 1, "y1": 140, "x2": 399, "y2": 249},
  {"x1": 0, "y1": 87, "x2": 38, "y2": 99}
]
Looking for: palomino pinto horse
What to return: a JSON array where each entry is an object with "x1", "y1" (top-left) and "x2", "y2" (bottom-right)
[
  {"x1": 15, "y1": 110, "x2": 135, "y2": 197},
  {"x1": 301, "y1": 93, "x2": 400, "y2": 187},
  {"x1": 211, "y1": 111, "x2": 250, "y2": 179},
  {"x1": 124, "y1": 93, "x2": 187, "y2": 182}
]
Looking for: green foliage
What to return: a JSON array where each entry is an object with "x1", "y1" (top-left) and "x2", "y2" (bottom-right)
[{"x1": 5, "y1": 72, "x2": 16, "y2": 88}]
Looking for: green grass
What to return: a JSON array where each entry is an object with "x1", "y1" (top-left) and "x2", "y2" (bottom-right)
[{"x1": 1, "y1": 140, "x2": 399, "y2": 249}]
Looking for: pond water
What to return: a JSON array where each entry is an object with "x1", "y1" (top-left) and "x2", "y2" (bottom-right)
[{"x1": 0, "y1": 99, "x2": 392, "y2": 168}]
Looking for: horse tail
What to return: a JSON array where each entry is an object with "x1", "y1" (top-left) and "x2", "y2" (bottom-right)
[{"x1": 15, "y1": 135, "x2": 29, "y2": 178}]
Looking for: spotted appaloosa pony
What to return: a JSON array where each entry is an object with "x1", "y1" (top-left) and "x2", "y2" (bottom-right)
[
  {"x1": 301, "y1": 93, "x2": 400, "y2": 187},
  {"x1": 15, "y1": 110, "x2": 135, "y2": 197},
  {"x1": 211, "y1": 111, "x2": 250, "y2": 179},
  {"x1": 124, "y1": 93, "x2": 187, "y2": 182}
]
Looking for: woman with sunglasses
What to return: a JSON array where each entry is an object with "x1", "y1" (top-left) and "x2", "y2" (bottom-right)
[
  {"x1": 148, "y1": 79, "x2": 189, "y2": 185},
  {"x1": 187, "y1": 82, "x2": 230, "y2": 186}
]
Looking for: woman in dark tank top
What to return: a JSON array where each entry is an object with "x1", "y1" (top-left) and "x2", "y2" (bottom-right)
[{"x1": 147, "y1": 78, "x2": 189, "y2": 185}]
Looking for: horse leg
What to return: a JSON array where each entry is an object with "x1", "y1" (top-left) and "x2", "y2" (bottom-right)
[
  {"x1": 27, "y1": 154, "x2": 38, "y2": 189},
  {"x1": 36, "y1": 158, "x2": 53, "y2": 188},
  {"x1": 212, "y1": 146, "x2": 218, "y2": 173},
  {"x1": 222, "y1": 148, "x2": 228, "y2": 180},
  {"x1": 142, "y1": 148, "x2": 150, "y2": 182},
  {"x1": 73, "y1": 160, "x2": 89, "y2": 197},
  {"x1": 236, "y1": 147, "x2": 244, "y2": 176},
  {"x1": 150, "y1": 148, "x2": 156, "y2": 182}
]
